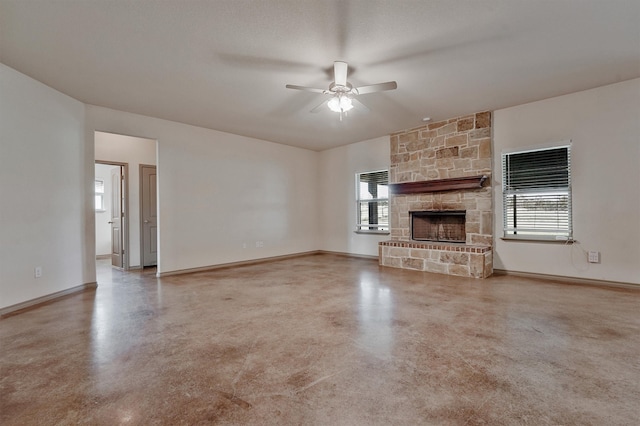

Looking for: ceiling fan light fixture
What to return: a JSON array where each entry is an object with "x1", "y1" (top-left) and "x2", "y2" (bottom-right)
[
  {"x1": 286, "y1": 60, "x2": 397, "y2": 119},
  {"x1": 327, "y1": 95, "x2": 353, "y2": 113}
]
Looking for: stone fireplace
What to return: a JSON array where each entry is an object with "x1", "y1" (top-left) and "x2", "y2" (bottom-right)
[{"x1": 379, "y1": 111, "x2": 493, "y2": 278}]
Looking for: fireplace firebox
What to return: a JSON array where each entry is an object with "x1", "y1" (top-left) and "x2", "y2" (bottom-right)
[{"x1": 410, "y1": 210, "x2": 466, "y2": 243}]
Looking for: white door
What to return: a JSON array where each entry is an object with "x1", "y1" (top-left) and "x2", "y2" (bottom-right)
[
  {"x1": 110, "y1": 167, "x2": 124, "y2": 268},
  {"x1": 141, "y1": 165, "x2": 157, "y2": 267}
]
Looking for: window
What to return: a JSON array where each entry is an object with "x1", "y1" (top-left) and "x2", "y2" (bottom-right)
[
  {"x1": 356, "y1": 170, "x2": 389, "y2": 233},
  {"x1": 95, "y1": 179, "x2": 105, "y2": 211},
  {"x1": 502, "y1": 144, "x2": 572, "y2": 240}
]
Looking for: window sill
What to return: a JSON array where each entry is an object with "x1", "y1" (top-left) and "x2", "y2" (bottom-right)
[
  {"x1": 354, "y1": 230, "x2": 390, "y2": 235},
  {"x1": 501, "y1": 236, "x2": 575, "y2": 244}
]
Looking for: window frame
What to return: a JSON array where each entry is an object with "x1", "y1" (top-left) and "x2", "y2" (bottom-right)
[
  {"x1": 355, "y1": 169, "x2": 390, "y2": 234},
  {"x1": 501, "y1": 143, "x2": 572, "y2": 242},
  {"x1": 95, "y1": 179, "x2": 106, "y2": 212}
]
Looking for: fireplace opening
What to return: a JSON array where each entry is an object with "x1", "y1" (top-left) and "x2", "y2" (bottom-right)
[{"x1": 410, "y1": 210, "x2": 466, "y2": 243}]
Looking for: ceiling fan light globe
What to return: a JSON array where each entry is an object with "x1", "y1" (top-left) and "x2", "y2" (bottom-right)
[
  {"x1": 341, "y1": 97, "x2": 354, "y2": 111},
  {"x1": 328, "y1": 96, "x2": 353, "y2": 113},
  {"x1": 327, "y1": 96, "x2": 341, "y2": 112}
]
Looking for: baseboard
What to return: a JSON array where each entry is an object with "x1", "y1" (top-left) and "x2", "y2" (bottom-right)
[
  {"x1": 156, "y1": 251, "x2": 322, "y2": 277},
  {"x1": 96, "y1": 254, "x2": 110, "y2": 259},
  {"x1": 316, "y1": 250, "x2": 379, "y2": 260},
  {"x1": 493, "y1": 269, "x2": 639, "y2": 290},
  {"x1": 0, "y1": 282, "x2": 98, "y2": 318},
  {"x1": 155, "y1": 250, "x2": 381, "y2": 278}
]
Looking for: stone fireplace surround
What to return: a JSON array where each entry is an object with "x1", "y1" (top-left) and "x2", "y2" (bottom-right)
[{"x1": 379, "y1": 111, "x2": 493, "y2": 279}]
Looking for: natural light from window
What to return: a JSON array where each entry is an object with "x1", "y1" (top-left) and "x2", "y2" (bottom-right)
[{"x1": 356, "y1": 170, "x2": 389, "y2": 233}]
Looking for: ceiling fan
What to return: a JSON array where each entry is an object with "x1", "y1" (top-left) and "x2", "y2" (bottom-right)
[{"x1": 286, "y1": 61, "x2": 397, "y2": 120}]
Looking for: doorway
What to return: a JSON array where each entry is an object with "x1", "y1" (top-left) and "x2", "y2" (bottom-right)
[
  {"x1": 95, "y1": 161, "x2": 129, "y2": 269},
  {"x1": 94, "y1": 131, "x2": 158, "y2": 271}
]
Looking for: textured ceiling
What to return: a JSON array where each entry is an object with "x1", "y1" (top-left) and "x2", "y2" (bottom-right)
[{"x1": 1, "y1": 0, "x2": 639, "y2": 151}]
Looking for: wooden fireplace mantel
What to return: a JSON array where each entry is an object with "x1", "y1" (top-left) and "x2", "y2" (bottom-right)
[{"x1": 389, "y1": 175, "x2": 487, "y2": 195}]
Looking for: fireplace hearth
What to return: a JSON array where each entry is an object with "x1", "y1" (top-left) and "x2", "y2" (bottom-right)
[{"x1": 411, "y1": 210, "x2": 466, "y2": 243}]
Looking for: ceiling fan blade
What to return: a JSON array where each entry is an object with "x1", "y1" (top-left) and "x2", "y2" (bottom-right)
[
  {"x1": 351, "y1": 97, "x2": 370, "y2": 112},
  {"x1": 354, "y1": 81, "x2": 397, "y2": 95},
  {"x1": 310, "y1": 99, "x2": 328, "y2": 113},
  {"x1": 334, "y1": 61, "x2": 348, "y2": 87},
  {"x1": 286, "y1": 84, "x2": 328, "y2": 94}
]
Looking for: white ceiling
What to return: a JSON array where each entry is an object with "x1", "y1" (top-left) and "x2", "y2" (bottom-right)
[{"x1": 1, "y1": 0, "x2": 639, "y2": 151}]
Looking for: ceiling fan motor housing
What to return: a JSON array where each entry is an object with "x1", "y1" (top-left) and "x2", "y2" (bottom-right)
[{"x1": 329, "y1": 82, "x2": 354, "y2": 94}]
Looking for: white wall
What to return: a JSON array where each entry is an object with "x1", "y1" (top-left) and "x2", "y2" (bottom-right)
[
  {"x1": 318, "y1": 136, "x2": 390, "y2": 257},
  {"x1": 0, "y1": 64, "x2": 92, "y2": 310},
  {"x1": 493, "y1": 78, "x2": 640, "y2": 284},
  {"x1": 95, "y1": 132, "x2": 156, "y2": 267},
  {"x1": 94, "y1": 163, "x2": 119, "y2": 256},
  {"x1": 85, "y1": 105, "x2": 319, "y2": 275}
]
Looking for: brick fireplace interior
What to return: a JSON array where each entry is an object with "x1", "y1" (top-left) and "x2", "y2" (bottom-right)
[
  {"x1": 411, "y1": 210, "x2": 466, "y2": 243},
  {"x1": 379, "y1": 111, "x2": 493, "y2": 278}
]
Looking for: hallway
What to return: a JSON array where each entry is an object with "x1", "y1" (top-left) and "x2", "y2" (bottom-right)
[{"x1": 1, "y1": 254, "x2": 639, "y2": 425}]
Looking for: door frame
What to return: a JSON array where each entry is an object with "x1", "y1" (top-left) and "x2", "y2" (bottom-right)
[
  {"x1": 95, "y1": 160, "x2": 130, "y2": 270},
  {"x1": 139, "y1": 164, "x2": 158, "y2": 267}
]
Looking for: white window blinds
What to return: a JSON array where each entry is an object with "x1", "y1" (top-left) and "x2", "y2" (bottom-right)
[{"x1": 502, "y1": 145, "x2": 572, "y2": 239}]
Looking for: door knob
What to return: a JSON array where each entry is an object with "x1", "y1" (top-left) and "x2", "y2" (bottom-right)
[
  {"x1": 144, "y1": 220, "x2": 150, "y2": 223},
  {"x1": 108, "y1": 221, "x2": 114, "y2": 224}
]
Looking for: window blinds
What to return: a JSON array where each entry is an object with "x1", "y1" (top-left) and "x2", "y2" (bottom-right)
[{"x1": 502, "y1": 145, "x2": 572, "y2": 238}]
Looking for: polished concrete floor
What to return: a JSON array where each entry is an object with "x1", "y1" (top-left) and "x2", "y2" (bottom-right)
[{"x1": 1, "y1": 254, "x2": 639, "y2": 425}]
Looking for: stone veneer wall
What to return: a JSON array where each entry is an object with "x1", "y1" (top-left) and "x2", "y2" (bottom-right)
[{"x1": 380, "y1": 111, "x2": 493, "y2": 278}]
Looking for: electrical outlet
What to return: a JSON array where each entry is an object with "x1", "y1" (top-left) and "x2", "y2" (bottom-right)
[
  {"x1": 588, "y1": 251, "x2": 600, "y2": 263},
  {"x1": 34, "y1": 266, "x2": 42, "y2": 278},
  {"x1": 256, "y1": 241, "x2": 264, "y2": 248}
]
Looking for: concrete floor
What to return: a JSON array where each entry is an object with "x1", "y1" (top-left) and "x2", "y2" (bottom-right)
[{"x1": 1, "y1": 254, "x2": 639, "y2": 425}]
